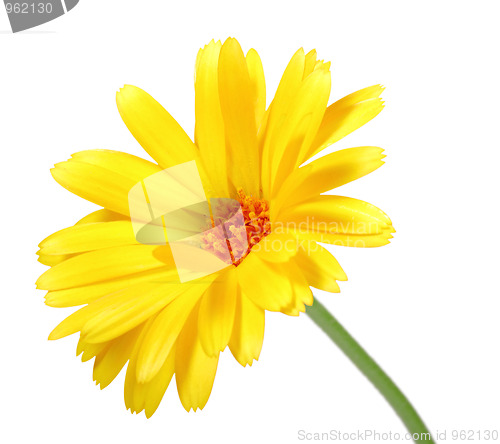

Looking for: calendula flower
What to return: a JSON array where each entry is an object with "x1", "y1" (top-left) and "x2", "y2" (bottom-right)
[{"x1": 36, "y1": 38, "x2": 395, "y2": 417}]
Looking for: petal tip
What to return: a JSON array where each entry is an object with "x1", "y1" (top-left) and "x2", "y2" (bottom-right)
[{"x1": 47, "y1": 330, "x2": 59, "y2": 341}]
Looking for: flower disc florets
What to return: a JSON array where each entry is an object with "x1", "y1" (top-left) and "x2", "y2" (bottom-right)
[{"x1": 202, "y1": 189, "x2": 271, "y2": 266}]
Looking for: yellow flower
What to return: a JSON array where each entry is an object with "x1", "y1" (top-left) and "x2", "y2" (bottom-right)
[{"x1": 36, "y1": 38, "x2": 394, "y2": 417}]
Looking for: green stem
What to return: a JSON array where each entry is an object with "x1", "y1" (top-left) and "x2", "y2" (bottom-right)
[{"x1": 306, "y1": 299, "x2": 434, "y2": 444}]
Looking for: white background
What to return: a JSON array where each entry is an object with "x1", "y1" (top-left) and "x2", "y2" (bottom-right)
[{"x1": 1, "y1": 1, "x2": 499, "y2": 443}]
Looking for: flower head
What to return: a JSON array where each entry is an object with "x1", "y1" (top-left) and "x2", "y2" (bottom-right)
[{"x1": 36, "y1": 38, "x2": 394, "y2": 416}]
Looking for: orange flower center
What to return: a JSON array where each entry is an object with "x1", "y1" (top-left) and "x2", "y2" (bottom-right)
[{"x1": 201, "y1": 189, "x2": 271, "y2": 266}]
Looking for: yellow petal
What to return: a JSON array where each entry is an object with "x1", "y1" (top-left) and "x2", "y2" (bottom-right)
[
  {"x1": 303, "y1": 49, "x2": 317, "y2": 79},
  {"x1": 315, "y1": 59, "x2": 331, "y2": 72},
  {"x1": 198, "y1": 268, "x2": 237, "y2": 356},
  {"x1": 37, "y1": 252, "x2": 77, "y2": 267},
  {"x1": 37, "y1": 209, "x2": 127, "y2": 266},
  {"x1": 278, "y1": 195, "x2": 393, "y2": 235},
  {"x1": 273, "y1": 147, "x2": 385, "y2": 218},
  {"x1": 71, "y1": 149, "x2": 163, "y2": 181},
  {"x1": 39, "y1": 221, "x2": 137, "y2": 255},
  {"x1": 76, "y1": 336, "x2": 108, "y2": 362},
  {"x1": 293, "y1": 242, "x2": 347, "y2": 293},
  {"x1": 228, "y1": 291, "x2": 265, "y2": 366},
  {"x1": 248, "y1": 232, "x2": 300, "y2": 263},
  {"x1": 116, "y1": 85, "x2": 198, "y2": 168},
  {"x1": 124, "y1": 315, "x2": 176, "y2": 417},
  {"x1": 329, "y1": 84, "x2": 384, "y2": 108},
  {"x1": 48, "y1": 281, "x2": 181, "y2": 342},
  {"x1": 195, "y1": 40, "x2": 229, "y2": 197},
  {"x1": 257, "y1": 105, "x2": 271, "y2": 157},
  {"x1": 36, "y1": 245, "x2": 174, "y2": 291},
  {"x1": 265, "y1": 68, "x2": 331, "y2": 199},
  {"x1": 76, "y1": 208, "x2": 128, "y2": 224},
  {"x1": 135, "y1": 279, "x2": 214, "y2": 383},
  {"x1": 246, "y1": 48, "x2": 266, "y2": 128},
  {"x1": 81, "y1": 283, "x2": 186, "y2": 344},
  {"x1": 175, "y1": 305, "x2": 219, "y2": 412},
  {"x1": 93, "y1": 326, "x2": 142, "y2": 389},
  {"x1": 291, "y1": 226, "x2": 395, "y2": 248},
  {"x1": 45, "y1": 267, "x2": 179, "y2": 308},
  {"x1": 302, "y1": 85, "x2": 384, "y2": 163},
  {"x1": 236, "y1": 250, "x2": 293, "y2": 312},
  {"x1": 51, "y1": 160, "x2": 139, "y2": 216},
  {"x1": 280, "y1": 260, "x2": 313, "y2": 316},
  {"x1": 52, "y1": 150, "x2": 164, "y2": 216},
  {"x1": 280, "y1": 196, "x2": 394, "y2": 248},
  {"x1": 218, "y1": 38, "x2": 260, "y2": 195},
  {"x1": 142, "y1": 347, "x2": 176, "y2": 418},
  {"x1": 261, "y1": 48, "x2": 305, "y2": 197},
  {"x1": 124, "y1": 315, "x2": 154, "y2": 412}
]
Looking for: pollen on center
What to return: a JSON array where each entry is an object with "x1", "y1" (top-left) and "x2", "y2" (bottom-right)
[{"x1": 201, "y1": 189, "x2": 271, "y2": 266}]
